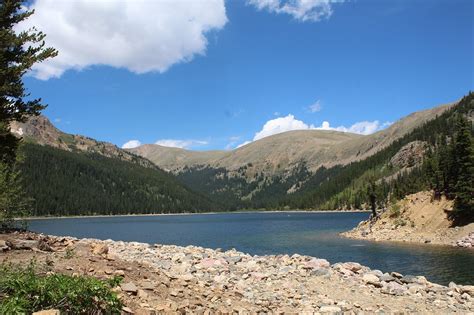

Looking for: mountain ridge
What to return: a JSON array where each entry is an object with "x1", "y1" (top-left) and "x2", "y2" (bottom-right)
[{"x1": 129, "y1": 100, "x2": 455, "y2": 177}]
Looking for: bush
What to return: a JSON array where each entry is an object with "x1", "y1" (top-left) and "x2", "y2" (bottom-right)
[
  {"x1": 388, "y1": 202, "x2": 401, "y2": 218},
  {"x1": 0, "y1": 261, "x2": 122, "y2": 314}
]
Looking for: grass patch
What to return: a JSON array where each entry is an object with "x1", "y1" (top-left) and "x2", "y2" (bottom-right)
[{"x1": 0, "y1": 261, "x2": 122, "y2": 314}]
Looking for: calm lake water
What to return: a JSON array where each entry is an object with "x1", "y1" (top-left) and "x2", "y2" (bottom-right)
[{"x1": 29, "y1": 212, "x2": 474, "y2": 285}]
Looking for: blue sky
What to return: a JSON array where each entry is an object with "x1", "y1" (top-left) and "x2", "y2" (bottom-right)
[{"x1": 22, "y1": 0, "x2": 473, "y2": 150}]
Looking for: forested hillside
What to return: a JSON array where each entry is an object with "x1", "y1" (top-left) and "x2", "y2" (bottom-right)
[
  {"x1": 19, "y1": 144, "x2": 217, "y2": 216},
  {"x1": 283, "y1": 92, "x2": 473, "y2": 214},
  {"x1": 177, "y1": 93, "x2": 473, "y2": 217}
]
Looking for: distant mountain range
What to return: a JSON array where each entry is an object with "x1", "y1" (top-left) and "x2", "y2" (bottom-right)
[
  {"x1": 129, "y1": 102, "x2": 453, "y2": 177},
  {"x1": 11, "y1": 93, "x2": 472, "y2": 214}
]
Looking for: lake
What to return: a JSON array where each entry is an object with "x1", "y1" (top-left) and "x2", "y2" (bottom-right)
[{"x1": 29, "y1": 211, "x2": 474, "y2": 285}]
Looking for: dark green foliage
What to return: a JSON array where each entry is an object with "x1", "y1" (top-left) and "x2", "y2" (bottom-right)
[
  {"x1": 19, "y1": 144, "x2": 217, "y2": 216},
  {"x1": 0, "y1": 261, "x2": 122, "y2": 314},
  {"x1": 176, "y1": 92, "x2": 473, "y2": 222},
  {"x1": 452, "y1": 116, "x2": 474, "y2": 215},
  {"x1": 0, "y1": 0, "x2": 56, "y2": 228},
  {"x1": 0, "y1": 160, "x2": 30, "y2": 229},
  {"x1": 0, "y1": 0, "x2": 57, "y2": 163}
]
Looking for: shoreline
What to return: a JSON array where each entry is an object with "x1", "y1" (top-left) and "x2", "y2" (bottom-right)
[
  {"x1": 1, "y1": 231, "x2": 473, "y2": 313},
  {"x1": 20, "y1": 209, "x2": 371, "y2": 220}
]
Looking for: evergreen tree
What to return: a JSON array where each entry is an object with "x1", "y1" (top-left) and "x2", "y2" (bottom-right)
[
  {"x1": 452, "y1": 115, "x2": 474, "y2": 217},
  {"x1": 0, "y1": 0, "x2": 56, "y2": 227},
  {"x1": 1, "y1": 0, "x2": 57, "y2": 163}
]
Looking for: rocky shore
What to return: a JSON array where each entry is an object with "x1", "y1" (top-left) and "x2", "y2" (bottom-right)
[
  {"x1": 342, "y1": 192, "x2": 474, "y2": 248},
  {"x1": 1, "y1": 232, "x2": 474, "y2": 314}
]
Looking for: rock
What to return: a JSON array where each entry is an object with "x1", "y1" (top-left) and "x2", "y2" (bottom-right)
[
  {"x1": 7, "y1": 239, "x2": 37, "y2": 250},
  {"x1": 91, "y1": 243, "x2": 108, "y2": 255},
  {"x1": 363, "y1": 273, "x2": 381, "y2": 286},
  {"x1": 319, "y1": 305, "x2": 342, "y2": 313},
  {"x1": 37, "y1": 239, "x2": 54, "y2": 252},
  {"x1": 400, "y1": 275, "x2": 417, "y2": 284},
  {"x1": 225, "y1": 256, "x2": 242, "y2": 264},
  {"x1": 311, "y1": 267, "x2": 330, "y2": 277},
  {"x1": 121, "y1": 282, "x2": 138, "y2": 294},
  {"x1": 380, "y1": 274, "x2": 396, "y2": 282},
  {"x1": 460, "y1": 285, "x2": 474, "y2": 297},
  {"x1": 0, "y1": 240, "x2": 10, "y2": 251},
  {"x1": 114, "y1": 269, "x2": 125, "y2": 276},
  {"x1": 304, "y1": 258, "x2": 330, "y2": 269},
  {"x1": 32, "y1": 310, "x2": 60, "y2": 315},
  {"x1": 137, "y1": 289, "x2": 148, "y2": 299},
  {"x1": 391, "y1": 272, "x2": 403, "y2": 278},
  {"x1": 122, "y1": 306, "x2": 134, "y2": 314},
  {"x1": 342, "y1": 262, "x2": 362, "y2": 272},
  {"x1": 141, "y1": 281, "x2": 155, "y2": 290},
  {"x1": 381, "y1": 281, "x2": 408, "y2": 296}
]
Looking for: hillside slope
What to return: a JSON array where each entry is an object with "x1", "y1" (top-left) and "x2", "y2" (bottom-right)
[
  {"x1": 130, "y1": 101, "x2": 454, "y2": 176},
  {"x1": 342, "y1": 191, "x2": 474, "y2": 246},
  {"x1": 11, "y1": 116, "x2": 155, "y2": 168},
  {"x1": 19, "y1": 144, "x2": 217, "y2": 216}
]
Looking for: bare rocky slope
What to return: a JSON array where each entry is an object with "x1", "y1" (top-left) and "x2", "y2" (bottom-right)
[
  {"x1": 10, "y1": 115, "x2": 155, "y2": 168},
  {"x1": 130, "y1": 101, "x2": 454, "y2": 177},
  {"x1": 342, "y1": 191, "x2": 474, "y2": 247}
]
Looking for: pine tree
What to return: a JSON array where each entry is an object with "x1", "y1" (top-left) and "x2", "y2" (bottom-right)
[
  {"x1": 452, "y1": 115, "x2": 474, "y2": 217},
  {"x1": 0, "y1": 0, "x2": 56, "y2": 228},
  {"x1": 1, "y1": 0, "x2": 57, "y2": 163}
]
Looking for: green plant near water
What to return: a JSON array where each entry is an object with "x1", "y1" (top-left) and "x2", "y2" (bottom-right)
[
  {"x1": 389, "y1": 202, "x2": 402, "y2": 218},
  {"x1": 0, "y1": 261, "x2": 122, "y2": 314},
  {"x1": 394, "y1": 218, "x2": 407, "y2": 228},
  {"x1": 63, "y1": 247, "x2": 76, "y2": 259}
]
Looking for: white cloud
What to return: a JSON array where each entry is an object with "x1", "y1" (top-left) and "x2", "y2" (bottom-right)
[
  {"x1": 315, "y1": 120, "x2": 393, "y2": 135},
  {"x1": 17, "y1": 0, "x2": 228, "y2": 80},
  {"x1": 308, "y1": 100, "x2": 322, "y2": 113},
  {"x1": 247, "y1": 0, "x2": 345, "y2": 22},
  {"x1": 155, "y1": 139, "x2": 208, "y2": 149},
  {"x1": 236, "y1": 114, "x2": 392, "y2": 147},
  {"x1": 122, "y1": 140, "x2": 142, "y2": 149},
  {"x1": 254, "y1": 114, "x2": 314, "y2": 140}
]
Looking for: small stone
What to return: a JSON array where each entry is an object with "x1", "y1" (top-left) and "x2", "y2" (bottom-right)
[
  {"x1": 400, "y1": 275, "x2": 417, "y2": 284},
  {"x1": 319, "y1": 305, "x2": 342, "y2": 313},
  {"x1": 380, "y1": 274, "x2": 396, "y2": 282},
  {"x1": 137, "y1": 289, "x2": 148, "y2": 299},
  {"x1": 122, "y1": 306, "x2": 134, "y2": 314},
  {"x1": 121, "y1": 282, "x2": 138, "y2": 294},
  {"x1": 141, "y1": 281, "x2": 155, "y2": 290},
  {"x1": 363, "y1": 273, "x2": 381, "y2": 286},
  {"x1": 304, "y1": 258, "x2": 330, "y2": 269},
  {"x1": 37, "y1": 240, "x2": 54, "y2": 252},
  {"x1": 114, "y1": 270, "x2": 125, "y2": 276},
  {"x1": 32, "y1": 310, "x2": 60, "y2": 315},
  {"x1": 0, "y1": 242, "x2": 9, "y2": 252},
  {"x1": 91, "y1": 243, "x2": 108, "y2": 255},
  {"x1": 311, "y1": 267, "x2": 330, "y2": 277}
]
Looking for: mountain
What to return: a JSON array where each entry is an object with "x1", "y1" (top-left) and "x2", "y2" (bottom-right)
[
  {"x1": 10, "y1": 115, "x2": 155, "y2": 168},
  {"x1": 126, "y1": 99, "x2": 457, "y2": 209},
  {"x1": 11, "y1": 94, "x2": 470, "y2": 215},
  {"x1": 10, "y1": 116, "x2": 217, "y2": 215},
  {"x1": 130, "y1": 101, "x2": 454, "y2": 176}
]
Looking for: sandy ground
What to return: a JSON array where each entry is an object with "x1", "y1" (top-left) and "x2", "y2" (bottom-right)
[{"x1": 342, "y1": 191, "x2": 474, "y2": 247}]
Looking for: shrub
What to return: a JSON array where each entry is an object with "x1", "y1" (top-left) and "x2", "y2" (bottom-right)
[
  {"x1": 0, "y1": 261, "x2": 122, "y2": 314},
  {"x1": 388, "y1": 202, "x2": 401, "y2": 218}
]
